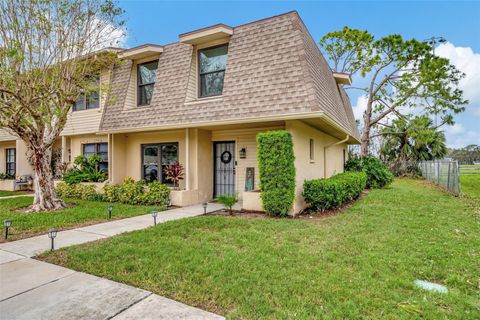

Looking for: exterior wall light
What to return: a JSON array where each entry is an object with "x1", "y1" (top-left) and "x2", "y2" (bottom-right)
[
  {"x1": 3, "y1": 219, "x2": 12, "y2": 240},
  {"x1": 239, "y1": 148, "x2": 247, "y2": 159},
  {"x1": 151, "y1": 211, "x2": 158, "y2": 226},
  {"x1": 48, "y1": 229, "x2": 57, "y2": 251},
  {"x1": 107, "y1": 205, "x2": 113, "y2": 219},
  {"x1": 202, "y1": 202, "x2": 208, "y2": 215}
]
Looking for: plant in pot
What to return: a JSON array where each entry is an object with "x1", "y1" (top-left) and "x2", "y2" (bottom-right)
[{"x1": 163, "y1": 161, "x2": 184, "y2": 189}]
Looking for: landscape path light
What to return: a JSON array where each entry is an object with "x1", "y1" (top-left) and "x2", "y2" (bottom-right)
[
  {"x1": 48, "y1": 229, "x2": 58, "y2": 251},
  {"x1": 202, "y1": 202, "x2": 208, "y2": 215},
  {"x1": 107, "y1": 205, "x2": 113, "y2": 219},
  {"x1": 3, "y1": 219, "x2": 12, "y2": 240},
  {"x1": 151, "y1": 210, "x2": 158, "y2": 226}
]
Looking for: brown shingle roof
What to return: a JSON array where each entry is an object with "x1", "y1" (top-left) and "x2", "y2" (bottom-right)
[{"x1": 100, "y1": 11, "x2": 359, "y2": 141}]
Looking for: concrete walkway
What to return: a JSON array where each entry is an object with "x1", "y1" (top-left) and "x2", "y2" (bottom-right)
[
  {"x1": 0, "y1": 203, "x2": 225, "y2": 320},
  {"x1": 0, "y1": 194, "x2": 34, "y2": 199}
]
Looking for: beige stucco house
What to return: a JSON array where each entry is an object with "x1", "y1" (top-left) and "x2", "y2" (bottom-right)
[{"x1": 0, "y1": 11, "x2": 359, "y2": 214}]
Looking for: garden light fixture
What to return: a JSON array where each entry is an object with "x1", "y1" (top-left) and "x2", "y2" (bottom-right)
[
  {"x1": 202, "y1": 202, "x2": 208, "y2": 215},
  {"x1": 107, "y1": 205, "x2": 113, "y2": 219},
  {"x1": 151, "y1": 211, "x2": 158, "y2": 226},
  {"x1": 3, "y1": 219, "x2": 12, "y2": 240},
  {"x1": 48, "y1": 229, "x2": 57, "y2": 251}
]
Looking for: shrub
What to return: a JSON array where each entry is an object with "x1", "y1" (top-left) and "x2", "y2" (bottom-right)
[
  {"x1": 103, "y1": 183, "x2": 121, "y2": 203},
  {"x1": 63, "y1": 155, "x2": 107, "y2": 184},
  {"x1": 56, "y1": 182, "x2": 100, "y2": 201},
  {"x1": 344, "y1": 155, "x2": 363, "y2": 172},
  {"x1": 257, "y1": 130, "x2": 295, "y2": 216},
  {"x1": 102, "y1": 178, "x2": 170, "y2": 207},
  {"x1": 163, "y1": 161, "x2": 184, "y2": 189},
  {"x1": 0, "y1": 173, "x2": 14, "y2": 180},
  {"x1": 216, "y1": 194, "x2": 237, "y2": 215},
  {"x1": 361, "y1": 157, "x2": 393, "y2": 188},
  {"x1": 345, "y1": 156, "x2": 393, "y2": 188},
  {"x1": 303, "y1": 172, "x2": 367, "y2": 211},
  {"x1": 118, "y1": 178, "x2": 145, "y2": 205},
  {"x1": 141, "y1": 181, "x2": 170, "y2": 208}
]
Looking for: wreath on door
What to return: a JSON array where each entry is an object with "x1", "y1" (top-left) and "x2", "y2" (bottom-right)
[{"x1": 220, "y1": 150, "x2": 232, "y2": 164}]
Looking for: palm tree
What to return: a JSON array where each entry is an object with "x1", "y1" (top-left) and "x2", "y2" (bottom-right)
[{"x1": 379, "y1": 115, "x2": 447, "y2": 175}]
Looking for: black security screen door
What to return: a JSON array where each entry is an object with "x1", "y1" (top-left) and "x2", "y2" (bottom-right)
[{"x1": 214, "y1": 142, "x2": 235, "y2": 197}]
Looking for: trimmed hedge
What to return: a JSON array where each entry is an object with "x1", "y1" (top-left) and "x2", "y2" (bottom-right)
[
  {"x1": 345, "y1": 156, "x2": 393, "y2": 188},
  {"x1": 56, "y1": 178, "x2": 170, "y2": 208},
  {"x1": 103, "y1": 178, "x2": 170, "y2": 207},
  {"x1": 56, "y1": 182, "x2": 101, "y2": 201},
  {"x1": 303, "y1": 171, "x2": 367, "y2": 211},
  {"x1": 257, "y1": 130, "x2": 295, "y2": 216}
]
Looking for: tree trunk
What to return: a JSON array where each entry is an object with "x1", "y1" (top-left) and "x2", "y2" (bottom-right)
[
  {"x1": 360, "y1": 129, "x2": 370, "y2": 157},
  {"x1": 29, "y1": 145, "x2": 66, "y2": 212}
]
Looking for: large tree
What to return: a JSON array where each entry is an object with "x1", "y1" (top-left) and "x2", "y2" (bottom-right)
[
  {"x1": 319, "y1": 27, "x2": 468, "y2": 156},
  {"x1": 0, "y1": 0, "x2": 124, "y2": 211}
]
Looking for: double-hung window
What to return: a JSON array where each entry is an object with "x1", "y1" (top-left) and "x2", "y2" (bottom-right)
[
  {"x1": 5, "y1": 148, "x2": 15, "y2": 177},
  {"x1": 138, "y1": 61, "x2": 158, "y2": 106},
  {"x1": 83, "y1": 143, "x2": 108, "y2": 172},
  {"x1": 198, "y1": 44, "x2": 228, "y2": 97},
  {"x1": 73, "y1": 76, "x2": 100, "y2": 111}
]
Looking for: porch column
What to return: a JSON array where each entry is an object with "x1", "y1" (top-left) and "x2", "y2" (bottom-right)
[
  {"x1": 61, "y1": 136, "x2": 68, "y2": 164},
  {"x1": 185, "y1": 128, "x2": 190, "y2": 190}
]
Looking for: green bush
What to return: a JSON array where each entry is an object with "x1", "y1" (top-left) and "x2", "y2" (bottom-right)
[
  {"x1": 303, "y1": 172, "x2": 367, "y2": 211},
  {"x1": 216, "y1": 194, "x2": 237, "y2": 215},
  {"x1": 345, "y1": 156, "x2": 393, "y2": 188},
  {"x1": 56, "y1": 182, "x2": 100, "y2": 201},
  {"x1": 257, "y1": 130, "x2": 295, "y2": 216},
  {"x1": 102, "y1": 178, "x2": 170, "y2": 207},
  {"x1": 103, "y1": 183, "x2": 121, "y2": 202},
  {"x1": 63, "y1": 155, "x2": 107, "y2": 184},
  {"x1": 344, "y1": 155, "x2": 363, "y2": 172},
  {"x1": 141, "y1": 181, "x2": 170, "y2": 208}
]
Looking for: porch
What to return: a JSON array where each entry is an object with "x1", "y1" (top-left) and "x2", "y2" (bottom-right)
[{"x1": 106, "y1": 122, "x2": 285, "y2": 207}]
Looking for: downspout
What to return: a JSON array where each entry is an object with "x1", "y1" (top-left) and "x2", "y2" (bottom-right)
[{"x1": 324, "y1": 135, "x2": 349, "y2": 177}]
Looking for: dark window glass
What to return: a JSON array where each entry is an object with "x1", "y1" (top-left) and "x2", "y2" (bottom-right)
[
  {"x1": 83, "y1": 143, "x2": 108, "y2": 173},
  {"x1": 5, "y1": 148, "x2": 16, "y2": 177},
  {"x1": 138, "y1": 61, "x2": 158, "y2": 106},
  {"x1": 73, "y1": 76, "x2": 100, "y2": 111},
  {"x1": 199, "y1": 45, "x2": 228, "y2": 97},
  {"x1": 142, "y1": 143, "x2": 178, "y2": 184}
]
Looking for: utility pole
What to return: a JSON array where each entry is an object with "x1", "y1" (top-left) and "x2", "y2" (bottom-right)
[{"x1": 425, "y1": 36, "x2": 447, "y2": 126}]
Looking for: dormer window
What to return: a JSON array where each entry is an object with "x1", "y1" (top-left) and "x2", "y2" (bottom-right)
[
  {"x1": 138, "y1": 61, "x2": 158, "y2": 106},
  {"x1": 198, "y1": 44, "x2": 228, "y2": 98}
]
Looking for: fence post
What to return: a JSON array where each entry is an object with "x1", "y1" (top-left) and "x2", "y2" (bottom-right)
[{"x1": 447, "y1": 161, "x2": 451, "y2": 192}]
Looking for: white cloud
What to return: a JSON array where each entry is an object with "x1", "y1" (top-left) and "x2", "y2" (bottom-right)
[
  {"x1": 436, "y1": 42, "x2": 480, "y2": 117},
  {"x1": 352, "y1": 95, "x2": 368, "y2": 121},
  {"x1": 443, "y1": 123, "x2": 480, "y2": 148}
]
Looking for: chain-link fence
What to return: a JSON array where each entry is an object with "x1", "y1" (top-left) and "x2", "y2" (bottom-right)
[{"x1": 418, "y1": 160, "x2": 461, "y2": 195}]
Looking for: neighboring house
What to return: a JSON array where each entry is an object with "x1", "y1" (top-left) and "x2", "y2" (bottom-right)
[{"x1": 0, "y1": 11, "x2": 359, "y2": 214}]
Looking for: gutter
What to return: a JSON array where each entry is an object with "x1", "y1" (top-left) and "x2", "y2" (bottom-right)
[{"x1": 324, "y1": 135, "x2": 349, "y2": 177}]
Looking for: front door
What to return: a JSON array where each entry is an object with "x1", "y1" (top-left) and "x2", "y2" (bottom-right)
[{"x1": 214, "y1": 141, "x2": 235, "y2": 197}]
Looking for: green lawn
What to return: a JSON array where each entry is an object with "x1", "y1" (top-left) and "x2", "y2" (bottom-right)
[
  {"x1": 0, "y1": 197, "x2": 159, "y2": 242},
  {"x1": 40, "y1": 179, "x2": 480, "y2": 319},
  {"x1": 461, "y1": 173, "x2": 480, "y2": 198},
  {"x1": 0, "y1": 190, "x2": 28, "y2": 197}
]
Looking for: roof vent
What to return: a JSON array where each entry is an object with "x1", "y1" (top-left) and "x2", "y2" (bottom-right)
[
  {"x1": 333, "y1": 72, "x2": 352, "y2": 85},
  {"x1": 179, "y1": 24, "x2": 233, "y2": 45}
]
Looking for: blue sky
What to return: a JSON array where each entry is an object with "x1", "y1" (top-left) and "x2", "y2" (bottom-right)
[{"x1": 118, "y1": 0, "x2": 480, "y2": 148}]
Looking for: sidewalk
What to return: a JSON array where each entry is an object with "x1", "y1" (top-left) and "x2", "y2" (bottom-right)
[{"x1": 0, "y1": 202, "x2": 225, "y2": 320}]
